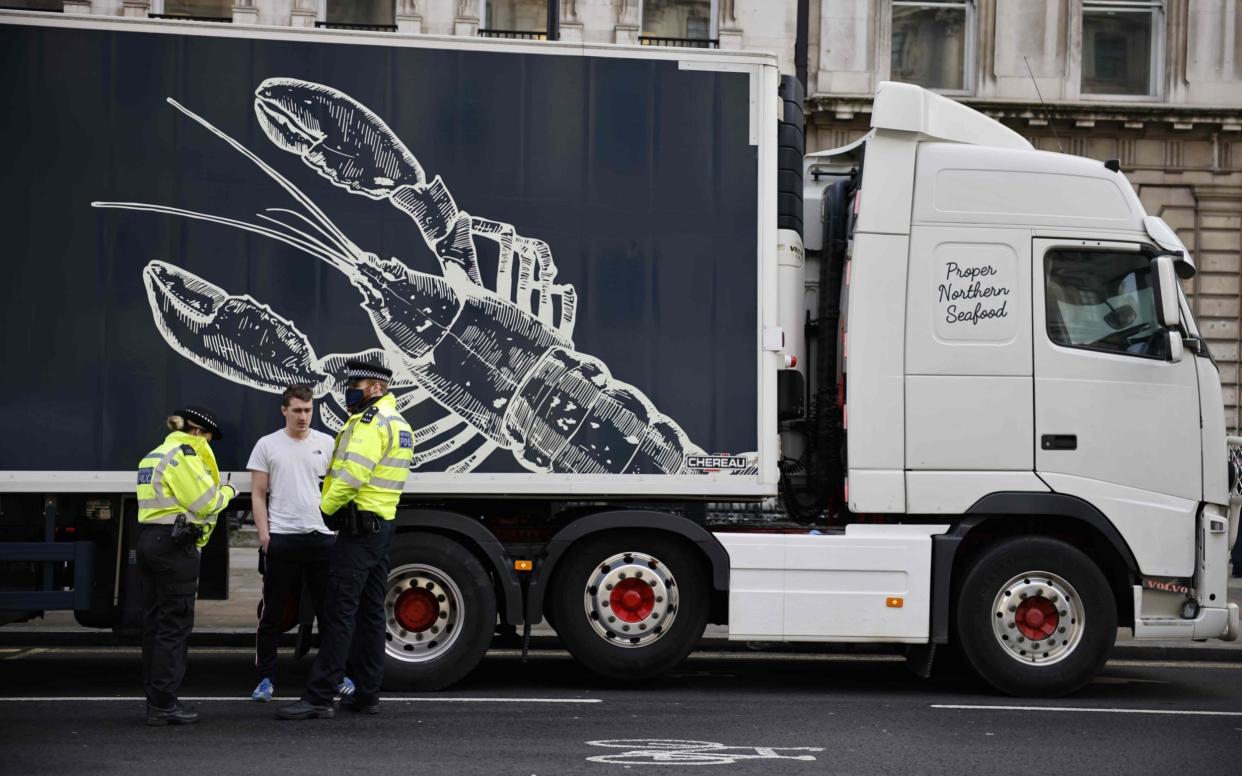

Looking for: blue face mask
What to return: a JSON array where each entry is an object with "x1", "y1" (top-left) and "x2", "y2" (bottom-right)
[{"x1": 344, "y1": 388, "x2": 366, "y2": 410}]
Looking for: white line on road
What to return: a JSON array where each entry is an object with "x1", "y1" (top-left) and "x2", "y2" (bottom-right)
[
  {"x1": 0, "y1": 696, "x2": 601, "y2": 704},
  {"x1": 1105, "y1": 659, "x2": 1242, "y2": 670},
  {"x1": 2, "y1": 648, "x2": 48, "y2": 661},
  {"x1": 932, "y1": 704, "x2": 1242, "y2": 717}
]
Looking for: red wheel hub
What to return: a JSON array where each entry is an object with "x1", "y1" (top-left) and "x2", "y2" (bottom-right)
[
  {"x1": 394, "y1": 587, "x2": 439, "y2": 632},
  {"x1": 610, "y1": 577, "x2": 655, "y2": 623},
  {"x1": 1015, "y1": 596, "x2": 1058, "y2": 640}
]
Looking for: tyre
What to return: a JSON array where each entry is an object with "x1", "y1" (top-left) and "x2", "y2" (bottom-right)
[
  {"x1": 955, "y1": 537, "x2": 1116, "y2": 697},
  {"x1": 778, "y1": 145, "x2": 802, "y2": 171},
  {"x1": 778, "y1": 122, "x2": 804, "y2": 150},
  {"x1": 382, "y1": 533, "x2": 497, "y2": 691},
  {"x1": 549, "y1": 531, "x2": 710, "y2": 682}
]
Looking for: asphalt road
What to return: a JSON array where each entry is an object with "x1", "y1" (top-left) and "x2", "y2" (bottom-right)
[{"x1": 1, "y1": 647, "x2": 1239, "y2": 775}]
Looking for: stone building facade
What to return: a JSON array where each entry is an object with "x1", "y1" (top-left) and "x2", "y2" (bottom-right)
[
  {"x1": 14, "y1": 0, "x2": 1242, "y2": 426},
  {"x1": 808, "y1": 0, "x2": 1242, "y2": 430}
]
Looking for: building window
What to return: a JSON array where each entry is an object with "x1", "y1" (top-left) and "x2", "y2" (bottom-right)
[
  {"x1": 317, "y1": 0, "x2": 396, "y2": 31},
  {"x1": 481, "y1": 0, "x2": 548, "y2": 39},
  {"x1": 640, "y1": 0, "x2": 718, "y2": 48},
  {"x1": 3, "y1": 1, "x2": 63, "y2": 11},
  {"x1": 890, "y1": 1, "x2": 973, "y2": 92},
  {"x1": 1082, "y1": 1, "x2": 1162, "y2": 96},
  {"x1": 150, "y1": 0, "x2": 233, "y2": 21}
]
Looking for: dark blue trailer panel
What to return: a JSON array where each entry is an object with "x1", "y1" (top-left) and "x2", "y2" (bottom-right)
[{"x1": 0, "y1": 14, "x2": 774, "y2": 497}]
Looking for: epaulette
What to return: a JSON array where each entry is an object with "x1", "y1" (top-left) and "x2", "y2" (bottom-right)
[
  {"x1": 180, "y1": 444, "x2": 196, "y2": 456},
  {"x1": 360, "y1": 406, "x2": 380, "y2": 424}
]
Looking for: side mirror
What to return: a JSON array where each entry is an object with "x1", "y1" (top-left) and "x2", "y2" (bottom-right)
[
  {"x1": 1166, "y1": 329, "x2": 1184, "y2": 363},
  {"x1": 1151, "y1": 254, "x2": 1181, "y2": 329}
]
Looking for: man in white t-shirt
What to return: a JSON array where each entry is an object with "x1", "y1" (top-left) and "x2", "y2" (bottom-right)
[{"x1": 247, "y1": 385, "x2": 337, "y2": 702}]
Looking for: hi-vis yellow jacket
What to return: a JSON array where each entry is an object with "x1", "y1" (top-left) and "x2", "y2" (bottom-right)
[
  {"x1": 321, "y1": 393, "x2": 414, "y2": 520},
  {"x1": 136, "y1": 432, "x2": 236, "y2": 548}
]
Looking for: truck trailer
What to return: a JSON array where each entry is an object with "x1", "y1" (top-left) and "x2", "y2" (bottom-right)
[{"x1": 0, "y1": 9, "x2": 1237, "y2": 698}]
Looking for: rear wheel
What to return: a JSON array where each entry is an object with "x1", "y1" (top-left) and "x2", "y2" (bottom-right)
[
  {"x1": 382, "y1": 533, "x2": 496, "y2": 691},
  {"x1": 955, "y1": 536, "x2": 1116, "y2": 697},
  {"x1": 549, "y1": 531, "x2": 709, "y2": 682}
]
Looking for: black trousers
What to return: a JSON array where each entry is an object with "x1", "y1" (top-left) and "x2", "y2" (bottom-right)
[
  {"x1": 303, "y1": 518, "x2": 394, "y2": 706},
  {"x1": 138, "y1": 525, "x2": 200, "y2": 708},
  {"x1": 255, "y1": 532, "x2": 334, "y2": 681}
]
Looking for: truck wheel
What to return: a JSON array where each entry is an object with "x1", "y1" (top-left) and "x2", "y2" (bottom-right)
[
  {"x1": 549, "y1": 531, "x2": 709, "y2": 682},
  {"x1": 955, "y1": 537, "x2": 1116, "y2": 697},
  {"x1": 382, "y1": 533, "x2": 496, "y2": 691}
]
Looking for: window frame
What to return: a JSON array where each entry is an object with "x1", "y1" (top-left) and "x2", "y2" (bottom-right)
[
  {"x1": 481, "y1": 0, "x2": 551, "y2": 36},
  {"x1": 1042, "y1": 246, "x2": 1177, "y2": 363},
  {"x1": 315, "y1": 0, "x2": 398, "y2": 30},
  {"x1": 638, "y1": 0, "x2": 720, "y2": 45},
  {"x1": 888, "y1": 0, "x2": 976, "y2": 96},
  {"x1": 149, "y1": 0, "x2": 235, "y2": 20},
  {"x1": 1079, "y1": 0, "x2": 1165, "y2": 100}
]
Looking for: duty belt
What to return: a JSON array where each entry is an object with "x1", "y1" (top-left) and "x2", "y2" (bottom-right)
[{"x1": 141, "y1": 513, "x2": 188, "y2": 525}]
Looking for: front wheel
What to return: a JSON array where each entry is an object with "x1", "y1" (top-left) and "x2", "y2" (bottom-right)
[
  {"x1": 382, "y1": 533, "x2": 496, "y2": 691},
  {"x1": 549, "y1": 531, "x2": 710, "y2": 682},
  {"x1": 955, "y1": 536, "x2": 1116, "y2": 697}
]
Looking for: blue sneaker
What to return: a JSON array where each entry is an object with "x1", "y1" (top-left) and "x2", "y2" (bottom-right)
[
  {"x1": 251, "y1": 677, "x2": 274, "y2": 702},
  {"x1": 336, "y1": 677, "x2": 356, "y2": 697}
]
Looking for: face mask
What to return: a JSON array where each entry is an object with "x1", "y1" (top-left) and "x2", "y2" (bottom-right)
[{"x1": 344, "y1": 388, "x2": 366, "y2": 410}]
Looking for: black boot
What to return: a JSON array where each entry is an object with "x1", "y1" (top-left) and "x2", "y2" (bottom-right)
[
  {"x1": 343, "y1": 696, "x2": 380, "y2": 715},
  {"x1": 276, "y1": 699, "x2": 336, "y2": 720},
  {"x1": 146, "y1": 702, "x2": 202, "y2": 726}
]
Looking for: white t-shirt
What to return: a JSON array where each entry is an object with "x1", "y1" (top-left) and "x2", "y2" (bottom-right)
[{"x1": 246, "y1": 429, "x2": 335, "y2": 535}]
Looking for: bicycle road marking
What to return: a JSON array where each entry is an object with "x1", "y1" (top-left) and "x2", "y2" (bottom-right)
[{"x1": 586, "y1": 739, "x2": 824, "y2": 766}]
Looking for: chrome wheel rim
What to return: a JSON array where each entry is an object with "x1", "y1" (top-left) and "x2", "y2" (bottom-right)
[
  {"x1": 385, "y1": 563, "x2": 464, "y2": 663},
  {"x1": 990, "y1": 570, "x2": 1084, "y2": 666},
  {"x1": 583, "y1": 551, "x2": 679, "y2": 649}
]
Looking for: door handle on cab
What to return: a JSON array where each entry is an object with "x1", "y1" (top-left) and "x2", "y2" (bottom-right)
[{"x1": 1041, "y1": 434, "x2": 1078, "y2": 451}]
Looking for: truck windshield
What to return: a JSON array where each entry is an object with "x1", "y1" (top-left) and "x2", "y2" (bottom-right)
[{"x1": 1045, "y1": 250, "x2": 1168, "y2": 359}]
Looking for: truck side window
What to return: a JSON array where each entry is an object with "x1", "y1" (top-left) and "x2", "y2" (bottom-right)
[{"x1": 1044, "y1": 250, "x2": 1168, "y2": 360}]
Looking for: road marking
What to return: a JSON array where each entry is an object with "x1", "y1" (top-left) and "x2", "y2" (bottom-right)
[
  {"x1": 5, "y1": 646, "x2": 1238, "y2": 670},
  {"x1": 586, "y1": 740, "x2": 824, "y2": 766},
  {"x1": 688, "y1": 652, "x2": 903, "y2": 663},
  {"x1": 1106, "y1": 659, "x2": 1242, "y2": 670},
  {"x1": 932, "y1": 704, "x2": 1242, "y2": 717},
  {"x1": 2, "y1": 648, "x2": 47, "y2": 661},
  {"x1": 1090, "y1": 676, "x2": 1169, "y2": 685},
  {"x1": 0, "y1": 696, "x2": 601, "y2": 704}
]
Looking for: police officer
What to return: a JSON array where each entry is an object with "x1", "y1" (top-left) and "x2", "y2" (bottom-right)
[
  {"x1": 277, "y1": 361, "x2": 414, "y2": 720},
  {"x1": 135, "y1": 406, "x2": 237, "y2": 725}
]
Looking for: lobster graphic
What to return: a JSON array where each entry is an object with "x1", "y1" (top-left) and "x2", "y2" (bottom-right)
[{"x1": 94, "y1": 78, "x2": 755, "y2": 476}]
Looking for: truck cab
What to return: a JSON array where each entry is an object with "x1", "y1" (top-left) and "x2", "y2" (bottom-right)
[{"x1": 791, "y1": 81, "x2": 1239, "y2": 693}]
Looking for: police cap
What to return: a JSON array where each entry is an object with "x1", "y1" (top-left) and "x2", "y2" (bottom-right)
[
  {"x1": 175, "y1": 405, "x2": 224, "y2": 440},
  {"x1": 344, "y1": 360, "x2": 393, "y2": 383}
]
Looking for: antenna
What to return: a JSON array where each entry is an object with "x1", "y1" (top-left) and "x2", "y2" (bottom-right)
[{"x1": 1024, "y1": 56, "x2": 1064, "y2": 154}]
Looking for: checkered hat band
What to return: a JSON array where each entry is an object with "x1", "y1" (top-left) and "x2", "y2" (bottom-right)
[
  {"x1": 182, "y1": 409, "x2": 214, "y2": 428},
  {"x1": 347, "y1": 368, "x2": 390, "y2": 381}
]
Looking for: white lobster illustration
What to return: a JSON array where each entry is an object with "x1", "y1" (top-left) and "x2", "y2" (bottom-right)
[{"x1": 94, "y1": 78, "x2": 755, "y2": 476}]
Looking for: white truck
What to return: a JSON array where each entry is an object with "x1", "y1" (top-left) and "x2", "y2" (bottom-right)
[
  {"x1": 0, "y1": 11, "x2": 1235, "y2": 698},
  {"x1": 779, "y1": 81, "x2": 1240, "y2": 694}
]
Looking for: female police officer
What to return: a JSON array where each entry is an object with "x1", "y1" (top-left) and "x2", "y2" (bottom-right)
[{"x1": 135, "y1": 405, "x2": 236, "y2": 725}]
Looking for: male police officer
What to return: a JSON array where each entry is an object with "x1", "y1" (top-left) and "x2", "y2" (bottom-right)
[
  {"x1": 136, "y1": 405, "x2": 237, "y2": 725},
  {"x1": 277, "y1": 361, "x2": 414, "y2": 720}
]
